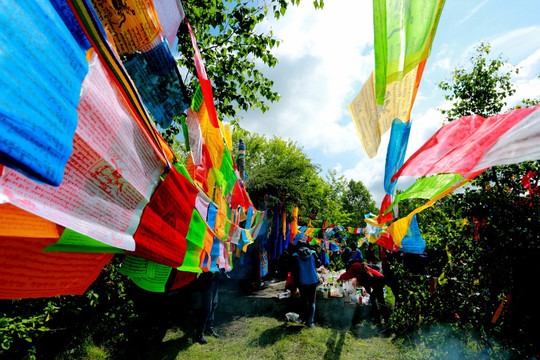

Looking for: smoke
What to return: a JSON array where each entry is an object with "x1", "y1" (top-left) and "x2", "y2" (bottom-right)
[{"x1": 400, "y1": 323, "x2": 513, "y2": 359}]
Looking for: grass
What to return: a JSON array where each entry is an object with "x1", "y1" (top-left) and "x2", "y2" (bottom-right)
[
  {"x1": 82, "y1": 342, "x2": 110, "y2": 360},
  {"x1": 42, "y1": 283, "x2": 515, "y2": 359},
  {"x1": 127, "y1": 316, "x2": 402, "y2": 360},
  {"x1": 43, "y1": 313, "x2": 515, "y2": 360}
]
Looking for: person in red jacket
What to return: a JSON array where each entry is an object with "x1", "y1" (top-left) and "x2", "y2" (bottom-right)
[{"x1": 338, "y1": 262, "x2": 389, "y2": 324}]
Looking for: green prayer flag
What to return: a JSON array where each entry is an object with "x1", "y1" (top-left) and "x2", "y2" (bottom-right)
[
  {"x1": 191, "y1": 84, "x2": 204, "y2": 112},
  {"x1": 173, "y1": 160, "x2": 195, "y2": 185},
  {"x1": 385, "y1": 173, "x2": 463, "y2": 214},
  {"x1": 119, "y1": 256, "x2": 173, "y2": 292},
  {"x1": 373, "y1": 0, "x2": 445, "y2": 104},
  {"x1": 177, "y1": 209, "x2": 207, "y2": 273},
  {"x1": 220, "y1": 147, "x2": 237, "y2": 196},
  {"x1": 43, "y1": 228, "x2": 125, "y2": 254}
]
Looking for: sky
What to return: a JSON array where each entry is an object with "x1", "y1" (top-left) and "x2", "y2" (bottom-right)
[{"x1": 236, "y1": 0, "x2": 540, "y2": 208}]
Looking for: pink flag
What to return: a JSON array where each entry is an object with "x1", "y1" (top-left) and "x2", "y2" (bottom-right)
[
  {"x1": 153, "y1": 0, "x2": 185, "y2": 47},
  {"x1": 392, "y1": 105, "x2": 540, "y2": 182}
]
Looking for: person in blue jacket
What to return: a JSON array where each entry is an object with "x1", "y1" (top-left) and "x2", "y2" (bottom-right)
[
  {"x1": 292, "y1": 245, "x2": 322, "y2": 328},
  {"x1": 346, "y1": 242, "x2": 364, "y2": 270}
]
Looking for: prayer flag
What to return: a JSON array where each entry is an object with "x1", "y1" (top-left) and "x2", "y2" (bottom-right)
[
  {"x1": 373, "y1": 0, "x2": 445, "y2": 105},
  {"x1": 153, "y1": 0, "x2": 185, "y2": 47},
  {"x1": 0, "y1": 53, "x2": 165, "y2": 251},
  {"x1": 186, "y1": 20, "x2": 219, "y2": 128},
  {"x1": 399, "y1": 215, "x2": 425, "y2": 254},
  {"x1": 0, "y1": 235, "x2": 112, "y2": 299},
  {"x1": 0, "y1": 204, "x2": 59, "y2": 239},
  {"x1": 348, "y1": 65, "x2": 422, "y2": 158},
  {"x1": 128, "y1": 167, "x2": 200, "y2": 268},
  {"x1": 119, "y1": 256, "x2": 173, "y2": 293},
  {"x1": 0, "y1": 0, "x2": 89, "y2": 186},
  {"x1": 90, "y1": 0, "x2": 162, "y2": 55}
]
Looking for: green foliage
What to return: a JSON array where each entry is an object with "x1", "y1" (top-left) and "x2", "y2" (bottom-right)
[
  {"x1": 232, "y1": 127, "x2": 323, "y2": 214},
  {"x1": 438, "y1": 42, "x2": 518, "y2": 121},
  {"x1": 0, "y1": 256, "x2": 137, "y2": 358},
  {"x1": 0, "y1": 313, "x2": 49, "y2": 352},
  {"x1": 80, "y1": 338, "x2": 110, "y2": 360},
  {"x1": 389, "y1": 174, "x2": 540, "y2": 356},
  {"x1": 232, "y1": 127, "x2": 376, "y2": 229}
]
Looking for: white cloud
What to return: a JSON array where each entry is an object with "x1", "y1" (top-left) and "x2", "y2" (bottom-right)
[
  {"x1": 490, "y1": 26, "x2": 540, "y2": 63},
  {"x1": 507, "y1": 49, "x2": 540, "y2": 106},
  {"x1": 458, "y1": 0, "x2": 489, "y2": 24},
  {"x1": 343, "y1": 144, "x2": 387, "y2": 205},
  {"x1": 241, "y1": 0, "x2": 375, "y2": 154}
]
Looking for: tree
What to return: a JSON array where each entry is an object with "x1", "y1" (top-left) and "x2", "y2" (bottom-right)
[
  {"x1": 438, "y1": 42, "x2": 518, "y2": 121},
  {"x1": 162, "y1": 0, "x2": 324, "y2": 143},
  {"x1": 341, "y1": 178, "x2": 378, "y2": 227},
  {"x1": 317, "y1": 170, "x2": 350, "y2": 227},
  {"x1": 231, "y1": 128, "x2": 368, "y2": 227},
  {"x1": 232, "y1": 128, "x2": 321, "y2": 212}
]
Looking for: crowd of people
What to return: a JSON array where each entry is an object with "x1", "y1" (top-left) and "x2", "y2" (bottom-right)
[
  {"x1": 284, "y1": 240, "x2": 399, "y2": 330},
  {"x1": 191, "y1": 240, "x2": 427, "y2": 344}
]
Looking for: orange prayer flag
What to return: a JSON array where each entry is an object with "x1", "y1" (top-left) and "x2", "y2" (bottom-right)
[{"x1": 0, "y1": 204, "x2": 59, "y2": 238}]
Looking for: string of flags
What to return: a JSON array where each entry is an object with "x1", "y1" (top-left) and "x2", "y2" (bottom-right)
[
  {"x1": 2, "y1": 0, "x2": 538, "y2": 301},
  {"x1": 348, "y1": 0, "x2": 540, "y2": 253},
  {"x1": 0, "y1": 0, "x2": 264, "y2": 299}
]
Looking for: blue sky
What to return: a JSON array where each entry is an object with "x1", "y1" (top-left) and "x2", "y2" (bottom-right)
[{"x1": 238, "y1": 0, "x2": 540, "y2": 207}]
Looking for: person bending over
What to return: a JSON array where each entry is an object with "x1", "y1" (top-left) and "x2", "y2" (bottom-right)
[{"x1": 338, "y1": 262, "x2": 389, "y2": 324}]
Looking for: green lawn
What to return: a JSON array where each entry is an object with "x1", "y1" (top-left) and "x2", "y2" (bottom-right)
[
  {"x1": 52, "y1": 284, "x2": 513, "y2": 360},
  {"x1": 121, "y1": 316, "x2": 405, "y2": 360}
]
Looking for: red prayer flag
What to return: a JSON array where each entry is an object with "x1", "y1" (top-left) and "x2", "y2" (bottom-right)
[
  {"x1": 129, "y1": 167, "x2": 200, "y2": 267},
  {"x1": 0, "y1": 235, "x2": 112, "y2": 299},
  {"x1": 392, "y1": 106, "x2": 539, "y2": 182}
]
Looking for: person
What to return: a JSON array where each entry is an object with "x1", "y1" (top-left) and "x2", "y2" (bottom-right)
[
  {"x1": 341, "y1": 246, "x2": 352, "y2": 266},
  {"x1": 346, "y1": 242, "x2": 364, "y2": 270},
  {"x1": 365, "y1": 242, "x2": 381, "y2": 271},
  {"x1": 338, "y1": 262, "x2": 389, "y2": 324},
  {"x1": 380, "y1": 248, "x2": 401, "y2": 306},
  {"x1": 195, "y1": 270, "x2": 222, "y2": 344},
  {"x1": 292, "y1": 245, "x2": 322, "y2": 328}
]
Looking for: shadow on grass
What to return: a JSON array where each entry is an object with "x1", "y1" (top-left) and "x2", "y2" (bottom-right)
[
  {"x1": 115, "y1": 289, "x2": 202, "y2": 360},
  {"x1": 253, "y1": 323, "x2": 304, "y2": 347},
  {"x1": 349, "y1": 319, "x2": 384, "y2": 339},
  {"x1": 323, "y1": 328, "x2": 348, "y2": 360},
  {"x1": 117, "y1": 315, "x2": 196, "y2": 360}
]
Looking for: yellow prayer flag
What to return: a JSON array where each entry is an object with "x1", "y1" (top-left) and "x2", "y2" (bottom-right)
[{"x1": 348, "y1": 66, "x2": 420, "y2": 158}]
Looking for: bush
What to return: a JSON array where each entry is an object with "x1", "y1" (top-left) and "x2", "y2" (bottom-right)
[
  {"x1": 0, "y1": 255, "x2": 138, "y2": 359},
  {"x1": 387, "y1": 162, "x2": 540, "y2": 358}
]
